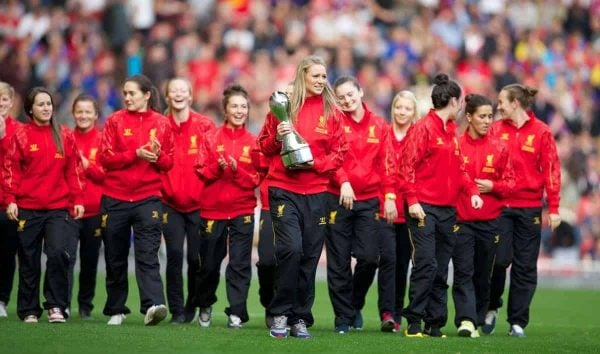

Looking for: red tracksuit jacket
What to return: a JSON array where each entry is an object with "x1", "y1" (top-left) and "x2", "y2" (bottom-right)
[
  {"x1": 0, "y1": 116, "x2": 23, "y2": 208},
  {"x1": 456, "y1": 132, "x2": 515, "y2": 221},
  {"x1": 251, "y1": 148, "x2": 271, "y2": 211},
  {"x1": 379, "y1": 124, "x2": 408, "y2": 223},
  {"x1": 162, "y1": 111, "x2": 216, "y2": 213},
  {"x1": 195, "y1": 125, "x2": 259, "y2": 220},
  {"x1": 399, "y1": 109, "x2": 479, "y2": 207},
  {"x1": 258, "y1": 95, "x2": 348, "y2": 194},
  {"x1": 73, "y1": 126, "x2": 105, "y2": 217},
  {"x1": 329, "y1": 103, "x2": 396, "y2": 200},
  {"x1": 99, "y1": 109, "x2": 174, "y2": 202},
  {"x1": 3, "y1": 122, "x2": 84, "y2": 210},
  {"x1": 489, "y1": 111, "x2": 561, "y2": 214}
]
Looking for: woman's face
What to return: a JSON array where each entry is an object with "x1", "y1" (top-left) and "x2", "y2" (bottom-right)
[
  {"x1": 166, "y1": 79, "x2": 192, "y2": 112},
  {"x1": 392, "y1": 96, "x2": 416, "y2": 126},
  {"x1": 73, "y1": 100, "x2": 98, "y2": 132},
  {"x1": 0, "y1": 93, "x2": 13, "y2": 119},
  {"x1": 497, "y1": 90, "x2": 516, "y2": 119},
  {"x1": 123, "y1": 81, "x2": 150, "y2": 112},
  {"x1": 335, "y1": 81, "x2": 363, "y2": 113},
  {"x1": 224, "y1": 94, "x2": 249, "y2": 129},
  {"x1": 304, "y1": 64, "x2": 327, "y2": 97},
  {"x1": 467, "y1": 104, "x2": 493, "y2": 137},
  {"x1": 31, "y1": 92, "x2": 53, "y2": 125}
]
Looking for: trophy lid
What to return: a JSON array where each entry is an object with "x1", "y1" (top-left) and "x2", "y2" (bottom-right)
[{"x1": 269, "y1": 91, "x2": 290, "y2": 122}]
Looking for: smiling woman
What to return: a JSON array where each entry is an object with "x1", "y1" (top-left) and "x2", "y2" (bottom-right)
[
  {"x1": 257, "y1": 55, "x2": 348, "y2": 339},
  {"x1": 160, "y1": 77, "x2": 215, "y2": 324},
  {"x1": 67, "y1": 94, "x2": 105, "y2": 320},
  {"x1": 453, "y1": 93, "x2": 514, "y2": 337},
  {"x1": 193, "y1": 84, "x2": 260, "y2": 329},
  {"x1": 0, "y1": 81, "x2": 23, "y2": 318},
  {"x1": 98, "y1": 74, "x2": 174, "y2": 326},
  {"x1": 325, "y1": 76, "x2": 396, "y2": 334},
  {"x1": 2, "y1": 87, "x2": 85, "y2": 324}
]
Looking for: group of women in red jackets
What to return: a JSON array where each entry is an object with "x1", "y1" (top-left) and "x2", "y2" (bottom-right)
[{"x1": 0, "y1": 55, "x2": 561, "y2": 340}]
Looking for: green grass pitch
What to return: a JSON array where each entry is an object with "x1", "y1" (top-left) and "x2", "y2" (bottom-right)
[{"x1": 1, "y1": 278, "x2": 598, "y2": 353}]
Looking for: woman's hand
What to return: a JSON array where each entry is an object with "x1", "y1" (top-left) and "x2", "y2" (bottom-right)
[
  {"x1": 549, "y1": 213, "x2": 561, "y2": 231},
  {"x1": 80, "y1": 152, "x2": 90, "y2": 169},
  {"x1": 73, "y1": 205, "x2": 85, "y2": 219},
  {"x1": 136, "y1": 144, "x2": 158, "y2": 163},
  {"x1": 276, "y1": 122, "x2": 292, "y2": 142},
  {"x1": 218, "y1": 155, "x2": 228, "y2": 170},
  {"x1": 228, "y1": 155, "x2": 237, "y2": 172},
  {"x1": 383, "y1": 199, "x2": 398, "y2": 224},
  {"x1": 6, "y1": 202, "x2": 18, "y2": 221},
  {"x1": 408, "y1": 203, "x2": 426, "y2": 221},
  {"x1": 339, "y1": 182, "x2": 356, "y2": 210},
  {"x1": 471, "y1": 195, "x2": 484, "y2": 209},
  {"x1": 474, "y1": 179, "x2": 493, "y2": 193}
]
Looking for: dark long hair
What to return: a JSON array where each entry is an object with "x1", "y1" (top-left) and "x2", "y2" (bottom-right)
[
  {"x1": 125, "y1": 74, "x2": 162, "y2": 113},
  {"x1": 431, "y1": 73, "x2": 462, "y2": 109},
  {"x1": 24, "y1": 87, "x2": 63, "y2": 154}
]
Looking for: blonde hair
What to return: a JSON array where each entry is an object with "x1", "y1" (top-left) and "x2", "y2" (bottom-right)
[
  {"x1": 391, "y1": 90, "x2": 419, "y2": 124},
  {"x1": 289, "y1": 55, "x2": 339, "y2": 123},
  {"x1": 0, "y1": 81, "x2": 15, "y2": 98}
]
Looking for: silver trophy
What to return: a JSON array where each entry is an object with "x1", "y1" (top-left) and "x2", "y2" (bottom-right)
[{"x1": 269, "y1": 91, "x2": 314, "y2": 169}]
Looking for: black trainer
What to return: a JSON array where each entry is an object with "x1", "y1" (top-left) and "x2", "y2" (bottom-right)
[
  {"x1": 424, "y1": 324, "x2": 447, "y2": 338},
  {"x1": 170, "y1": 313, "x2": 187, "y2": 324},
  {"x1": 405, "y1": 322, "x2": 423, "y2": 337}
]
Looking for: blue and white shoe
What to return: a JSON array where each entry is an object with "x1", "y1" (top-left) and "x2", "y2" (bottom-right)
[
  {"x1": 335, "y1": 323, "x2": 350, "y2": 334},
  {"x1": 481, "y1": 310, "x2": 497, "y2": 334},
  {"x1": 270, "y1": 315, "x2": 288, "y2": 338},
  {"x1": 290, "y1": 320, "x2": 312, "y2": 339}
]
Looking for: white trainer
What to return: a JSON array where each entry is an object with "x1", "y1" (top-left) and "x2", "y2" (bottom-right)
[
  {"x1": 107, "y1": 313, "x2": 126, "y2": 325},
  {"x1": 0, "y1": 301, "x2": 7, "y2": 317},
  {"x1": 48, "y1": 307, "x2": 66, "y2": 323},
  {"x1": 144, "y1": 304, "x2": 168, "y2": 326},
  {"x1": 228, "y1": 314, "x2": 242, "y2": 329},
  {"x1": 198, "y1": 307, "x2": 212, "y2": 328},
  {"x1": 509, "y1": 324, "x2": 526, "y2": 338},
  {"x1": 482, "y1": 310, "x2": 497, "y2": 334}
]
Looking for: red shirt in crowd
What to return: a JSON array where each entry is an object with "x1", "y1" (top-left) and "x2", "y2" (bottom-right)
[
  {"x1": 258, "y1": 95, "x2": 348, "y2": 195},
  {"x1": 73, "y1": 126, "x2": 105, "y2": 217},
  {"x1": 195, "y1": 125, "x2": 260, "y2": 220},
  {"x1": 489, "y1": 111, "x2": 561, "y2": 214},
  {"x1": 99, "y1": 109, "x2": 174, "y2": 202},
  {"x1": 162, "y1": 111, "x2": 215, "y2": 213},
  {"x1": 329, "y1": 103, "x2": 396, "y2": 201},
  {"x1": 3, "y1": 123, "x2": 84, "y2": 211},
  {"x1": 456, "y1": 132, "x2": 515, "y2": 222},
  {"x1": 399, "y1": 109, "x2": 479, "y2": 208}
]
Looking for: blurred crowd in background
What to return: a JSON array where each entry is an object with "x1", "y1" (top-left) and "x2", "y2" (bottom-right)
[{"x1": 0, "y1": 0, "x2": 599, "y2": 266}]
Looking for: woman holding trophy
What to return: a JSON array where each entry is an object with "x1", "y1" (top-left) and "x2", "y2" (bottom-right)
[{"x1": 258, "y1": 55, "x2": 348, "y2": 339}]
